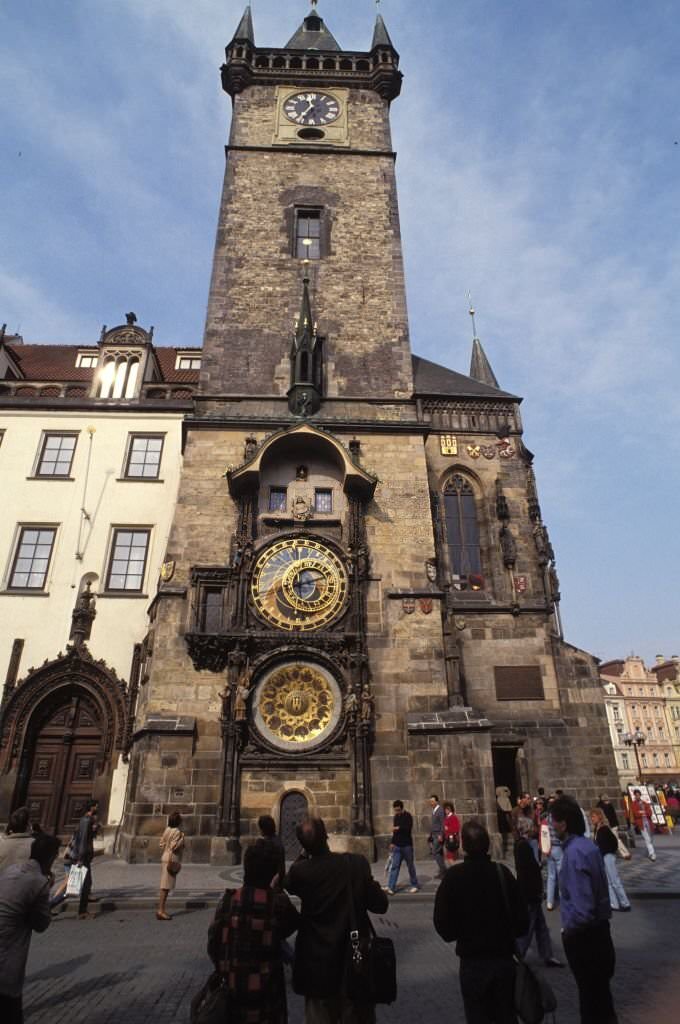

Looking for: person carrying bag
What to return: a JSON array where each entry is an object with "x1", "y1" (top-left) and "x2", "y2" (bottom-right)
[{"x1": 344, "y1": 855, "x2": 397, "y2": 1005}]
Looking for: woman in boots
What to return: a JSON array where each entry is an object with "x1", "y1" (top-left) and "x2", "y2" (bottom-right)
[{"x1": 157, "y1": 812, "x2": 184, "y2": 921}]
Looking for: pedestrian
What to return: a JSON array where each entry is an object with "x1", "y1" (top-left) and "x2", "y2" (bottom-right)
[
  {"x1": 496, "y1": 787, "x2": 513, "y2": 857},
  {"x1": 434, "y1": 819, "x2": 529, "y2": 1024},
  {"x1": 284, "y1": 816, "x2": 388, "y2": 1024},
  {"x1": 428, "y1": 794, "x2": 446, "y2": 878},
  {"x1": 208, "y1": 841, "x2": 299, "y2": 1024},
  {"x1": 157, "y1": 811, "x2": 184, "y2": 920},
  {"x1": 0, "y1": 808, "x2": 34, "y2": 875},
  {"x1": 511, "y1": 794, "x2": 533, "y2": 841},
  {"x1": 384, "y1": 799, "x2": 419, "y2": 894},
  {"x1": 590, "y1": 809, "x2": 630, "y2": 913},
  {"x1": 257, "y1": 814, "x2": 286, "y2": 883},
  {"x1": 550, "y1": 796, "x2": 618, "y2": 1023},
  {"x1": 630, "y1": 789, "x2": 656, "y2": 861},
  {"x1": 543, "y1": 797, "x2": 563, "y2": 911},
  {"x1": 0, "y1": 832, "x2": 59, "y2": 1024},
  {"x1": 73, "y1": 799, "x2": 99, "y2": 920},
  {"x1": 596, "y1": 795, "x2": 620, "y2": 832},
  {"x1": 513, "y1": 835, "x2": 563, "y2": 967},
  {"x1": 442, "y1": 801, "x2": 461, "y2": 865}
]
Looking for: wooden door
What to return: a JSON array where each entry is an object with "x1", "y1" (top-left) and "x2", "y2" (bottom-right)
[{"x1": 24, "y1": 693, "x2": 104, "y2": 838}]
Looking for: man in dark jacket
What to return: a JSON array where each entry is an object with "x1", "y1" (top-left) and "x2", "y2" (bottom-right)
[
  {"x1": 74, "y1": 800, "x2": 98, "y2": 919},
  {"x1": 434, "y1": 819, "x2": 529, "y2": 1024},
  {"x1": 284, "y1": 816, "x2": 388, "y2": 1024}
]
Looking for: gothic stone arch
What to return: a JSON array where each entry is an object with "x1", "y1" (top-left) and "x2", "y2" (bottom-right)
[{"x1": 0, "y1": 646, "x2": 128, "y2": 833}]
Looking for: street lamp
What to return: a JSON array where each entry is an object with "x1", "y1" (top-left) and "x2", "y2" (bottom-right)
[{"x1": 622, "y1": 728, "x2": 647, "y2": 782}]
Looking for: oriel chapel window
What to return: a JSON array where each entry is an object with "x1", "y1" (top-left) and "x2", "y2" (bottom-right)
[
  {"x1": 269, "y1": 487, "x2": 287, "y2": 512},
  {"x1": 442, "y1": 474, "x2": 482, "y2": 578}
]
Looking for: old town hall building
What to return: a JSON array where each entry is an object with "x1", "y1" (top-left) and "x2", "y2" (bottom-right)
[{"x1": 2, "y1": 6, "x2": 619, "y2": 861}]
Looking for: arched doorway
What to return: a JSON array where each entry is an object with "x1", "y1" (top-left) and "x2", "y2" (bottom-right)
[
  {"x1": 279, "y1": 791, "x2": 308, "y2": 859},
  {"x1": 18, "y1": 690, "x2": 105, "y2": 838}
]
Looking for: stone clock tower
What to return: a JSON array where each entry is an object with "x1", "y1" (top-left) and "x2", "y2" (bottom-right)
[{"x1": 120, "y1": 5, "x2": 618, "y2": 863}]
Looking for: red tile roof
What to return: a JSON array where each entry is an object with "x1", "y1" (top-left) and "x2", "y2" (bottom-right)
[{"x1": 3, "y1": 344, "x2": 201, "y2": 384}]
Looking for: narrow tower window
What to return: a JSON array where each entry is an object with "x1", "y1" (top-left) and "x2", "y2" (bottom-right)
[
  {"x1": 442, "y1": 475, "x2": 482, "y2": 577},
  {"x1": 295, "y1": 209, "x2": 321, "y2": 259}
]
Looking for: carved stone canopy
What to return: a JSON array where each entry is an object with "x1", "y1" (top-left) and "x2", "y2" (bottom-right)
[{"x1": 227, "y1": 423, "x2": 377, "y2": 500}]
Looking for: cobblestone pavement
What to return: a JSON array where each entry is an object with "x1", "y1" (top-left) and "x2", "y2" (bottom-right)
[
  {"x1": 57, "y1": 832, "x2": 680, "y2": 910},
  {"x1": 24, "y1": 897, "x2": 680, "y2": 1023}
]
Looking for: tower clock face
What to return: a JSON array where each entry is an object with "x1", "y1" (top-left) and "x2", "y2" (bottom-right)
[
  {"x1": 251, "y1": 538, "x2": 348, "y2": 631},
  {"x1": 283, "y1": 92, "x2": 341, "y2": 127}
]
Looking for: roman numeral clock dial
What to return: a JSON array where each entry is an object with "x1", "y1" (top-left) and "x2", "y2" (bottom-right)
[{"x1": 284, "y1": 92, "x2": 341, "y2": 127}]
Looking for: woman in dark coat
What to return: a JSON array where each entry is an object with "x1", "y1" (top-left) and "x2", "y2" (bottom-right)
[
  {"x1": 590, "y1": 808, "x2": 631, "y2": 912},
  {"x1": 208, "y1": 841, "x2": 299, "y2": 1024}
]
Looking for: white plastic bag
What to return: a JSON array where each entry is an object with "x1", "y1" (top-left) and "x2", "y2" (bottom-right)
[{"x1": 66, "y1": 864, "x2": 88, "y2": 897}]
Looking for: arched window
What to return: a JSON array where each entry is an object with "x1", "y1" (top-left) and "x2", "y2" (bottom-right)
[{"x1": 442, "y1": 475, "x2": 482, "y2": 576}]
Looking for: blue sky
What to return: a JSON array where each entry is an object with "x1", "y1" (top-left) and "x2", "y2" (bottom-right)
[{"x1": 1, "y1": 1, "x2": 679, "y2": 664}]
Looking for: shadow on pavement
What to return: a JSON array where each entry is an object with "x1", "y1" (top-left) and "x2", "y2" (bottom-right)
[{"x1": 27, "y1": 954, "x2": 93, "y2": 982}]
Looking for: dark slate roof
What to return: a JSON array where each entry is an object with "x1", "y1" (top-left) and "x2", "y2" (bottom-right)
[
  {"x1": 3, "y1": 344, "x2": 200, "y2": 385},
  {"x1": 231, "y1": 5, "x2": 255, "y2": 45},
  {"x1": 469, "y1": 338, "x2": 500, "y2": 388},
  {"x1": 372, "y1": 14, "x2": 394, "y2": 49},
  {"x1": 412, "y1": 354, "x2": 520, "y2": 401},
  {"x1": 286, "y1": 10, "x2": 341, "y2": 51}
]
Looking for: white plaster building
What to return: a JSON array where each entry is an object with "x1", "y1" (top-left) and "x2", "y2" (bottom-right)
[{"x1": 0, "y1": 318, "x2": 200, "y2": 841}]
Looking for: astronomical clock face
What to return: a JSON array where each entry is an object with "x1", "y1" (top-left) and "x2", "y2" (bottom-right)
[
  {"x1": 283, "y1": 91, "x2": 341, "y2": 127},
  {"x1": 253, "y1": 662, "x2": 341, "y2": 751},
  {"x1": 250, "y1": 538, "x2": 348, "y2": 632}
]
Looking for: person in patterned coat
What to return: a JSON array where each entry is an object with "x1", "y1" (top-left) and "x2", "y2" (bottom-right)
[{"x1": 208, "y1": 842, "x2": 299, "y2": 1024}]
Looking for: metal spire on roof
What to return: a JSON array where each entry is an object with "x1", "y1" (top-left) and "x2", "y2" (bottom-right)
[
  {"x1": 467, "y1": 296, "x2": 500, "y2": 389},
  {"x1": 231, "y1": 5, "x2": 255, "y2": 45}
]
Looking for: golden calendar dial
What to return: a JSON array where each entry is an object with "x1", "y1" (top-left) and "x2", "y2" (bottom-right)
[{"x1": 250, "y1": 538, "x2": 348, "y2": 632}]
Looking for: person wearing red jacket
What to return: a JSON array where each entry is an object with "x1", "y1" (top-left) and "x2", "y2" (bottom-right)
[{"x1": 630, "y1": 790, "x2": 656, "y2": 861}]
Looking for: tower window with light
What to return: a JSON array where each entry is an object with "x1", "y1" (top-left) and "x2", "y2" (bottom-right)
[{"x1": 295, "y1": 209, "x2": 321, "y2": 259}]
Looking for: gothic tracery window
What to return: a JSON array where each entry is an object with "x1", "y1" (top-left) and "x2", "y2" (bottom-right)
[{"x1": 442, "y1": 474, "x2": 482, "y2": 578}]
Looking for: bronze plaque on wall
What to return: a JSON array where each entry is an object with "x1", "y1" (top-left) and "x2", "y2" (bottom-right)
[{"x1": 494, "y1": 666, "x2": 545, "y2": 701}]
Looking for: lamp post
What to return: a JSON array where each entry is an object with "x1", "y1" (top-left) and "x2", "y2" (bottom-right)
[{"x1": 623, "y1": 728, "x2": 647, "y2": 783}]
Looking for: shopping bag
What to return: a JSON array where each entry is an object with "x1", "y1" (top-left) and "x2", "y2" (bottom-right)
[
  {"x1": 617, "y1": 835, "x2": 632, "y2": 860},
  {"x1": 539, "y1": 824, "x2": 551, "y2": 856},
  {"x1": 66, "y1": 864, "x2": 88, "y2": 897}
]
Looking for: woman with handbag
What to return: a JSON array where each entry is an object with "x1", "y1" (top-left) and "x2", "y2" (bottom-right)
[
  {"x1": 442, "y1": 801, "x2": 461, "y2": 864},
  {"x1": 157, "y1": 812, "x2": 184, "y2": 921},
  {"x1": 590, "y1": 808, "x2": 631, "y2": 912}
]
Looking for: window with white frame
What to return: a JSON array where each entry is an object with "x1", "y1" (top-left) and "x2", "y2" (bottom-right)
[
  {"x1": 9, "y1": 527, "x2": 56, "y2": 590},
  {"x1": 124, "y1": 435, "x2": 164, "y2": 479},
  {"x1": 641, "y1": 752, "x2": 648, "y2": 768},
  {"x1": 621, "y1": 752, "x2": 630, "y2": 770},
  {"x1": 76, "y1": 352, "x2": 98, "y2": 369},
  {"x1": 653, "y1": 752, "x2": 660, "y2": 768},
  {"x1": 106, "y1": 528, "x2": 150, "y2": 592},
  {"x1": 176, "y1": 355, "x2": 202, "y2": 370},
  {"x1": 35, "y1": 433, "x2": 78, "y2": 477},
  {"x1": 664, "y1": 752, "x2": 671, "y2": 768},
  {"x1": 612, "y1": 705, "x2": 621, "y2": 721}
]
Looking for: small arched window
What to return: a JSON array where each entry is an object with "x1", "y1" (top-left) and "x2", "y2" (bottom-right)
[{"x1": 442, "y1": 474, "x2": 482, "y2": 576}]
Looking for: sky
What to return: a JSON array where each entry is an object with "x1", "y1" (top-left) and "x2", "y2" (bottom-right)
[{"x1": 1, "y1": 1, "x2": 678, "y2": 664}]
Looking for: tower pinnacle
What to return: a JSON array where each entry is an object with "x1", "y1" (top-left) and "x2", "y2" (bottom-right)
[
  {"x1": 467, "y1": 300, "x2": 500, "y2": 389},
  {"x1": 231, "y1": 5, "x2": 255, "y2": 45}
]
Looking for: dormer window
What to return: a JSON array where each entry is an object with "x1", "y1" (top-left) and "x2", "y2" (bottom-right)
[
  {"x1": 176, "y1": 354, "x2": 202, "y2": 370},
  {"x1": 76, "y1": 352, "x2": 98, "y2": 369}
]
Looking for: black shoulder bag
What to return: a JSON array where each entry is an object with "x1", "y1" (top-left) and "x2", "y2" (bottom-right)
[
  {"x1": 495, "y1": 865, "x2": 556, "y2": 1024},
  {"x1": 344, "y1": 855, "x2": 397, "y2": 1005}
]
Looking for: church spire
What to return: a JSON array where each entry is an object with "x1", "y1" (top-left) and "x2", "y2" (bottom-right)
[
  {"x1": 372, "y1": 13, "x2": 395, "y2": 50},
  {"x1": 467, "y1": 302, "x2": 500, "y2": 388},
  {"x1": 286, "y1": 4, "x2": 341, "y2": 51},
  {"x1": 231, "y1": 5, "x2": 255, "y2": 45}
]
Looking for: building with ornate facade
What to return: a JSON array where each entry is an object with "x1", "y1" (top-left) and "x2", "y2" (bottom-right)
[
  {"x1": 0, "y1": 320, "x2": 198, "y2": 844},
  {"x1": 112, "y1": 6, "x2": 619, "y2": 864},
  {"x1": 601, "y1": 655, "x2": 678, "y2": 789}
]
